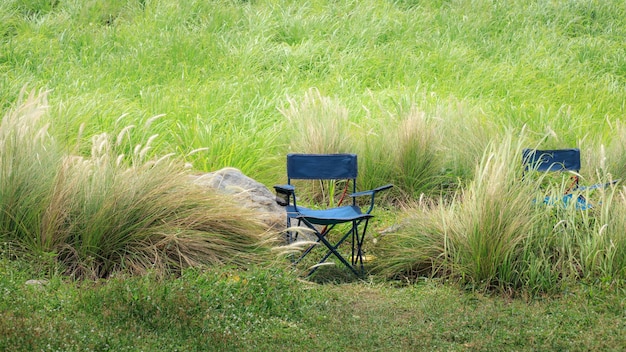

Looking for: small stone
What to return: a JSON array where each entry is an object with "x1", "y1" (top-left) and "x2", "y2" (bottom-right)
[{"x1": 25, "y1": 279, "x2": 48, "y2": 288}]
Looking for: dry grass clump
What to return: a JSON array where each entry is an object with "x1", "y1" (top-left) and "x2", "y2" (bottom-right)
[
  {"x1": 280, "y1": 87, "x2": 353, "y2": 154},
  {"x1": 373, "y1": 133, "x2": 541, "y2": 290},
  {"x1": 374, "y1": 128, "x2": 626, "y2": 293},
  {"x1": 0, "y1": 89, "x2": 272, "y2": 279}
]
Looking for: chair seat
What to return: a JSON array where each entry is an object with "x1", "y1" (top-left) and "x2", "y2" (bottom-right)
[
  {"x1": 541, "y1": 194, "x2": 591, "y2": 210},
  {"x1": 286, "y1": 205, "x2": 373, "y2": 225}
]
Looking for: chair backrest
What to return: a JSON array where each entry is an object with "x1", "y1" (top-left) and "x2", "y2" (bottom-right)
[
  {"x1": 287, "y1": 153, "x2": 358, "y2": 181},
  {"x1": 522, "y1": 148, "x2": 581, "y2": 173},
  {"x1": 286, "y1": 154, "x2": 358, "y2": 205}
]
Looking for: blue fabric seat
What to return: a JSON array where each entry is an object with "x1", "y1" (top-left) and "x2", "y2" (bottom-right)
[
  {"x1": 274, "y1": 153, "x2": 392, "y2": 277},
  {"x1": 287, "y1": 205, "x2": 371, "y2": 225}
]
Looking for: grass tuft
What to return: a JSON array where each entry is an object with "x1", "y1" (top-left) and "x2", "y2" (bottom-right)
[
  {"x1": 0, "y1": 89, "x2": 273, "y2": 279},
  {"x1": 374, "y1": 132, "x2": 546, "y2": 292}
]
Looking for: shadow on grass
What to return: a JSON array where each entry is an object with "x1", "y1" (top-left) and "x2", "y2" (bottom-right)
[{"x1": 303, "y1": 264, "x2": 376, "y2": 284}]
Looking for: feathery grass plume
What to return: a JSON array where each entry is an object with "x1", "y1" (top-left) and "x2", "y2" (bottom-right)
[
  {"x1": 374, "y1": 132, "x2": 542, "y2": 292},
  {"x1": 280, "y1": 87, "x2": 352, "y2": 154},
  {"x1": 450, "y1": 135, "x2": 539, "y2": 289},
  {"x1": 601, "y1": 120, "x2": 626, "y2": 181},
  {"x1": 0, "y1": 88, "x2": 62, "y2": 256},
  {"x1": 394, "y1": 108, "x2": 443, "y2": 194},
  {"x1": 370, "y1": 197, "x2": 452, "y2": 279},
  {"x1": 1, "y1": 90, "x2": 274, "y2": 279},
  {"x1": 510, "y1": 183, "x2": 584, "y2": 294},
  {"x1": 278, "y1": 88, "x2": 355, "y2": 203},
  {"x1": 358, "y1": 105, "x2": 444, "y2": 199},
  {"x1": 572, "y1": 183, "x2": 626, "y2": 281},
  {"x1": 46, "y1": 130, "x2": 273, "y2": 279},
  {"x1": 437, "y1": 101, "x2": 499, "y2": 184}
]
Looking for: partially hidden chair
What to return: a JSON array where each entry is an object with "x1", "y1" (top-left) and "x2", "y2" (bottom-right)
[
  {"x1": 522, "y1": 148, "x2": 618, "y2": 210},
  {"x1": 274, "y1": 153, "x2": 393, "y2": 277}
]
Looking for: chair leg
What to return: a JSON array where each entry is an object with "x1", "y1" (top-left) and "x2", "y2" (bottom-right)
[
  {"x1": 285, "y1": 217, "x2": 295, "y2": 243},
  {"x1": 307, "y1": 230, "x2": 360, "y2": 277},
  {"x1": 300, "y1": 219, "x2": 368, "y2": 278},
  {"x1": 349, "y1": 219, "x2": 368, "y2": 268},
  {"x1": 307, "y1": 227, "x2": 354, "y2": 276},
  {"x1": 354, "y1": 219, "x2": 369, "y2": 272},
  {"x1": 351, "y1": 221, "x2": 356, "y2": 266},
  {"x1": 293, "y1": 224, "x2": 337, "y2": 265},
  {"x1": 285, "y1": 217, "x2": 310, "y2": 244}
]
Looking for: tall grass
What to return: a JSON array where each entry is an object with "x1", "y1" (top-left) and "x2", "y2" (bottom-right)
[
  {"x1": 583, "y1": 189, "x2": 626, "y2": 280},
  {"x1": 0, "y1": 89, "x2": 61, "y2": 257},
  {"x1": 374, "y1": 131, "x2": 626, "y2": 293},
  {"x1": 547, "y1": 183, "x2": 626, "y2": 282},
  {"x1": 599, "y1": 120, "x2": 626, "y2": 181},
  {"x1": 280, "y1": 87, "x2": 353, "y2": 154},
  {"x1": 2, "y1": 0, "x2": 625, "y2": 189},
  {"x1": 374, "y1": 133, "x2": 540, "y2": 289},
  {"x1": 449, "y1": 136, "x2": 537, "y2": 288},
  {"x1": 0, "y1": 90, "x2": 273, "y2": 279},
  {"x1": 357, "y1": 104, "x2": 446, "y2": 198},
  {"x1": 279, "y1": 88, "x2": 451, "y2": 198}
]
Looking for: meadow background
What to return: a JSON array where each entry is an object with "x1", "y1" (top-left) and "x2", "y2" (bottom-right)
[{"x1": 1, "y1": 0, "x2": 626, "y2": 349}]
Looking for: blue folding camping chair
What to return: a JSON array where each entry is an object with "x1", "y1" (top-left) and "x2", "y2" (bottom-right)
[
  {"x1": 274, "y1": 153, "x2": 393, "y2": 277},
  {"x1": 522, "y1": 148, "x2": 618, "y2": 210}
]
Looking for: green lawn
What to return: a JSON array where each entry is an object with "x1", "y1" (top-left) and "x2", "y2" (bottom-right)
[{"x1": 1, "y1": 263, "x2": 625, "y2": 351}]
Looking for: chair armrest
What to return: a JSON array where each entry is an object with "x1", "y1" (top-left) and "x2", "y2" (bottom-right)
[
  {"x1": 274, "y1": 184, "x2": 295, "y2": 206},
  {"x1": 350, "y1": 184, "x2": 394, "y2": 197},
  {"x1": 274, "y1": 184, "x2": 295, "y2": 194},
  {"x1": 350, "y1": 184, "x2": 393, "y2": 214}
]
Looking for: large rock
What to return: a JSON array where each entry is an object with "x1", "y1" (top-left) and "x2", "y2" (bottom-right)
[{"x1": 190, "y1": 168, "x2": 285, "y2": 230}]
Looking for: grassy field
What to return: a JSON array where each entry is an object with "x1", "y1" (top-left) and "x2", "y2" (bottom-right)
[
  {"x1": 2, "y1": 0, "x2": 625, "y2": 186},
  {"x1": 1, "y1": 261, "x2": 625, "y2": 351},
  {"x1": 1, "y1": 0, "x2": 626, "y2": 349}
]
